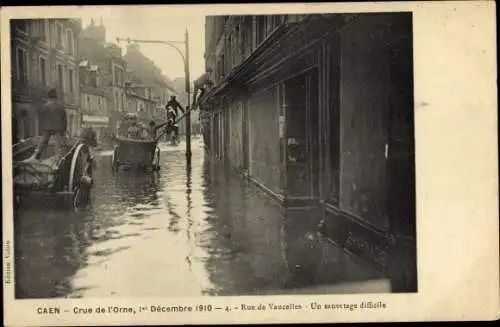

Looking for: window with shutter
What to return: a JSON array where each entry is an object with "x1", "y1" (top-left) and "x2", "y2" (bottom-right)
[
  {"x1": 40, "y1": 20, "x2": 48, "y2": 42},
  {"x1": 39, "y1": 56, "x2": 47, "y2": 87},
  {"x1": 56, "y1": 24, "x2": 64, "y2": 48},
  {"x1": 57, "y1": 64, "x2": 64, "y2": 92},
  {"x1": 68, "y1": 68, "x2": 74, "y2": 93},
  {"x1": 257, "y1": 16, "x2": 266, "y2": 45},
  {"x1": 17, "y1": 48, "x2": 29, "y2": 84},
  {"x1": 66, "y1": 30, "x2": 74, "y2": 54}
]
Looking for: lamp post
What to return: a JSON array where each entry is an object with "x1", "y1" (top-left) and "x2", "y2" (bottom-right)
[{"x1": 116, "y1": 29, "x2": 192, "y2": 160}]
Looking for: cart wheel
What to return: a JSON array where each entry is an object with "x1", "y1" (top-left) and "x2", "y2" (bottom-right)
[{"x1": 68, "y1": 144, "x2": 92, "y2": 211}]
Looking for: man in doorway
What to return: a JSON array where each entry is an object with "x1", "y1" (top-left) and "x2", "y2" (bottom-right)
[
  {"x1": 192, "y1": 68, "x2": 213, "y2": 109},
  {"x1": 31, "y1": 88, "x2": 67, "y2": 161}
]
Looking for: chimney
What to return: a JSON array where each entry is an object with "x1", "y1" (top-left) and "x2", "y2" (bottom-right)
[{"x1": 84, "y1": 19, "x2": 106, "y2": 43}]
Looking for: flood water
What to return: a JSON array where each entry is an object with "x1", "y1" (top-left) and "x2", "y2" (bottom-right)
[{"x1": 14, "y1": 138, "x2": 388, "y2": 298}]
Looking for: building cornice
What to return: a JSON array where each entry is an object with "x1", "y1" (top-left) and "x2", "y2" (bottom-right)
[
  {"x1": 80, "y1": 84, "x2": 108, "y2": 97},
  {"x1": 125, "y1": 92, "x2": 157, "y2": 103},
  {"x1": 200, "y1": 15, "x2": 349, "y2": 104}
]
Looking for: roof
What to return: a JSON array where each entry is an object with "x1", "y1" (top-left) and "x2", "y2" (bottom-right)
[
  {"x1": 78, "y1": 60, "x2": 89, "y2": 67},
  {"x1": 90, "y1": 65, "x2": 99, "y2": 71}
]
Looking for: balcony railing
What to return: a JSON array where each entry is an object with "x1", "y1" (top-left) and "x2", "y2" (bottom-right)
[
  {"x1": 11, "y1": 79, "x2": 79, "y2": 107},
  {"x1": 12, "y1": 79, "x2": 49, "y2": 99},
  {"x1": 61, "y1": 91, "x2": 78, "y2": 106}
]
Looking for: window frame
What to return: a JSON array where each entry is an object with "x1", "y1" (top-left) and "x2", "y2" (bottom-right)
[
  {"x1": 39, "y1": 55, "x2": 48, "y2": 87},
  {"x1": 16, "y1": 47, "x2": 29, "y2": 83}
]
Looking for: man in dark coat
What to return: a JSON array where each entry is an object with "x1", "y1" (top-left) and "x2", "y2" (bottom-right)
[
  {"x1": 32, "y1": 88, "x2": 67, "y2": 160},
  {"x1": 165, "y1": 95, "x2": 184, "y2": 122},
  {"x1": 165, "y1": 96, "x2": 185, "y2": 141}
]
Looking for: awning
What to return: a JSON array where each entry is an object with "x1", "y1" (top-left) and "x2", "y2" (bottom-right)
[{"x1": 83, "y1": 115, "x2": 109, "y2": 124}]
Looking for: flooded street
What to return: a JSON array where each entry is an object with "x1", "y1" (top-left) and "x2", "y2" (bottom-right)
[{"x1": 14, "y1": 139, "x2": 387, "y2": 299}]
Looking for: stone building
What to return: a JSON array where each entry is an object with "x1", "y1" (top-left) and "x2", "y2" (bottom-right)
[
  {"x1": 78, "y1": 19, "x2": 127, "y2": 135},
  {"x1": 124, "y1": 83, "x2": 157, "y2": 126},
  {"x1": 200, "y1": 14, "x2": 416, "y2": 292},
  {"x1": 124, "y1": 43, "x2": 179, "y2": 128},
  {"x1": 78, "y1": 60, "x2": 109, "y2": 141},
  {"x1": 11, "y1": 19, "x2": 82, "y2": 142}
]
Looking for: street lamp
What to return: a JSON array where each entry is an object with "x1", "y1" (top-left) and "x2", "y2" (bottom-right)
[{"x1": 116, "y1": 30, "x2": 192, "y2": 160}]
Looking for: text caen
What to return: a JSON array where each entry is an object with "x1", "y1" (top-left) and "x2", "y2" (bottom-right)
[{"x1": 37, "y1": 307, "x2": 60, "y2": 315}]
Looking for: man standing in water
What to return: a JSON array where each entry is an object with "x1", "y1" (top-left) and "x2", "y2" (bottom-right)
[{"x1": 31, "y1": 88, "x2": 67, "y2": 161}]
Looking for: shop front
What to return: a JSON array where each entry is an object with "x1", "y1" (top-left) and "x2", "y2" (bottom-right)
[{"x1": 201, "y1": 14, "x2": 417, "y2": 292}]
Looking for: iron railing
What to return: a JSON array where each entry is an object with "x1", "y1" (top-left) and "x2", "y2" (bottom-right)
[{"x1": 11, "y1": 79, "x2": 79, "y2": 107}]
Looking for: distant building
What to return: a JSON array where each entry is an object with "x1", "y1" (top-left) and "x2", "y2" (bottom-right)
[
  {"x1": 78, "y1": 60, "x2": 109, "y2": 141},
  {"x1": 124, "y1": 83, "x2": 157, "y2": 126},
  {"x1": 105, "y1": 43, "x2": 128, "y2": 133},
  {"x1": 124, "y1": 43, "x2": 178, "y2": 127},
  {"x1": 78, "y1": 19, "x2": 127, "y2": 135},
  {"x1": 200, "y1": 14, "x2": 416, "y2": 292},
  {"x1": 11, "y1": 18, "x2": 82, "y2": 142}
]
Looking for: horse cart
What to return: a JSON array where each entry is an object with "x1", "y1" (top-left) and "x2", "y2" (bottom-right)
[
  {"x1": 13, "y1": 137, "x2": 94, "y2": 211},
  {"x1": 111, "y1": 137, "x2": 161, "y2": 172}
]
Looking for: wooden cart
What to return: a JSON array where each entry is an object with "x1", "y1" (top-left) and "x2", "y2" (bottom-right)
[
  {"x1": 13, "y1": 137, "x2": 94, "y2": 211},
  {"x1": 111, "y1": 137, "x2": 161, "y2": 172}
]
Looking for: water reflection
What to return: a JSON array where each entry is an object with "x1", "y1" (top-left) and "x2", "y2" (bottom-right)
[
  {"x1": 15, "y1": 141, "x2": 387, "y2": 299},
  {"x1": 14, "y1": 209, "x2": 92, "y2": 298}
]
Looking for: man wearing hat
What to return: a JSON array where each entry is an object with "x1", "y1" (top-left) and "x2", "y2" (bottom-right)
[{"x1": 32, "y1": 88, "x2": 67, "y2": 160}]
